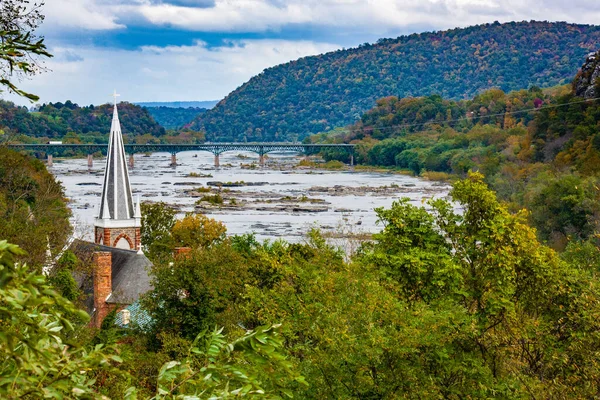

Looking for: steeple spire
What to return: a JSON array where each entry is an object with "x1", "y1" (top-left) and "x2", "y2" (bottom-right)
[
  {"x1": 94, "y1": 91, "x2": 142, "y2": 252},
  {"x1": 97, "y1": 94, "x2": 134, "y2": 221}
]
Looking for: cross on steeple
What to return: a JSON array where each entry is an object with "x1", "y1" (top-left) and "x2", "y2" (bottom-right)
[
  {"x1": 95, "y1": 90, "x2": 142, "y2": 252},
  {"x1": 111, "y1": 89, "x2": 120, "y2": 106}
]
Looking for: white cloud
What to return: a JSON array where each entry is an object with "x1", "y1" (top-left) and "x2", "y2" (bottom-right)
[
  {"x1": 42, "y1": 0, "x2": 124, "y2": 31},
  {"x1": 6, "y1": 0, "x2": 599, "y2": 106},
  {"x1": 3, "y1": 39, "x2": 339, "y2": 105},
  {"x1": 126, "y1": 0, "x2": 600, "y2": 33},
  {"x1": 36, "y1": 0, "x2": 600, "y2": 34}
]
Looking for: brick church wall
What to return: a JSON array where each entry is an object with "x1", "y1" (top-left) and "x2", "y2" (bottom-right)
[
  {"x1": 92, "y1": 251, "x2": 115, "y2": 328},
  {"x1": 95, "y1": 226, "x2": 140, "y2": 251}
]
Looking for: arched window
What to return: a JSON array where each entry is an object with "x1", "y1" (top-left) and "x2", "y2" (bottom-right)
[{"x1": 115, "y1": 236, "x2": 132, "y2": 249}]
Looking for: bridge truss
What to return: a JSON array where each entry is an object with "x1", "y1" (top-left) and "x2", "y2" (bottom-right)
[{"x1": 6, "y1": 143, "x2": 356, "y2": 167}]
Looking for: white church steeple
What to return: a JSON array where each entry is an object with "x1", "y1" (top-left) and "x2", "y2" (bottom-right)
[{"x1": 94, "y1": 91, "x2": 142, "y2": 251}]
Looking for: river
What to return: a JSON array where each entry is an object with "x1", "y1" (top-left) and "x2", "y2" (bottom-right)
[{"x1": 50, "y1": 151, "x2": 450, "y2": 243}]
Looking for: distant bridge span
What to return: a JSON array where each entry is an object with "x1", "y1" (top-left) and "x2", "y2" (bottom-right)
[{"x1": 6, "y1": 143, "x2": 356, "y2": 167}]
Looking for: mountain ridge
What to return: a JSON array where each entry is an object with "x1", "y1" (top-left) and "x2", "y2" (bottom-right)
[
  {"x1": 189, "y1": 21, "x2": 600, "y2": 142},
  {"x1": 136, "y1": 101, "x2": 218, "y2": 109}
]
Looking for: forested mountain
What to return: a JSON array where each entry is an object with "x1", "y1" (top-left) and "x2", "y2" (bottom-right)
[
  {"x1": 0, "y1": 100, "x2": 165, "y2": 141},
  {"x1": 189, "y1": 21, "x2": 600, "y2": 142},
  {"x1": 144, "y1": 106, "x2": 206, "y2": 129},
  {"x1": 312, "y1": 50, "x2": 600, "y2": 248},
  {"x1": 136, "y1": 100, "x2": 218, "y2": 109}
]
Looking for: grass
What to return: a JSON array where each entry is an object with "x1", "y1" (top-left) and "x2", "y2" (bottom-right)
[
  {"x1": 297, "y1": 159, "x2": 346, "y2": 170},
  {"x1": 188, "y1": 172, "x2": 213, "y2": 178},
  {"x1": 323, "y1": 160, "x2": 345, "y2": 169},
  {"x1": 198, "y1": 194, "x2": 224, "y2": 205},
  {"x1": 420, "y1": 171, "x2": 453, "y2": 182},
  {"x1": 241, "y1": 163, "x2": 258, "y2": 170}
]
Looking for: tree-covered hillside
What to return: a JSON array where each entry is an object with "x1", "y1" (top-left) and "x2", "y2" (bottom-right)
[
  {"x1": 144, "y1": 106, "x2": 206, "y2": 129},
  {"x1": 190, "y1": 21, "x2": 600, "y2": 142},
  {"x1": 0, "y1": 100, "x2": 165, "y2": 141},
  {"x1": 311, "y1": 50, "x2": 600, "y2": 249},
  {"x1": 0, "y1": 148, "x2": 71, "y2": 267}
]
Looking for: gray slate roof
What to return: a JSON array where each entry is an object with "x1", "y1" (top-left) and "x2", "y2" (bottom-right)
[
  {"x1": 98, "y1": 104, "x2": 134, "y2": 220},
  {"x1": 71, "y1": 240, "x2": 153, "y2": 313}
]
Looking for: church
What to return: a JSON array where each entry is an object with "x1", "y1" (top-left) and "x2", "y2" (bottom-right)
[{"x1": 72, "y1": 95, "x2": 153, "y2": 328}]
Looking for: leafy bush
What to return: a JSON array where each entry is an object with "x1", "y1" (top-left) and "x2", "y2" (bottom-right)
[{"x1": 199, "y1": 193, "x2": 224, "y2": 205}]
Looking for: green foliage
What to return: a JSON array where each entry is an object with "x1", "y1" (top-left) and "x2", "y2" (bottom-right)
[
  {"x1": 142, "y1": 242, "x2": 249, "y2": 341},
  {"x1": 143, "y1": 325, "x2": 305, "y2": 399},
  {"x1": 224, "y1": 174, "x2": 600, "y2": 398},
  {"x1": 190, "y1": 21, "x2": 600, "y2": 141},
  {"x1": 368, "y1": 198, "x2": 460, "y2": 302},
  {"x1": 561, "y1": 239, "x2": 600, "y2": 273},
  {"x1": 198, "y1": 193, "x2": 224, "y2": 205},
  {"x1": 311, "y1": 58, "x2": 600, "y2": 244},
  {"x1": 0, "y1": 147, "x2": 71, "y2": 267},
  {"x1": 0, "y1": 100, "x2": 165, "y2": 140},
  {"x1": 0, "y1": 240, "x2": 120, "y2": 398},
  {"x1": 0, "y1": 0, "x2": 52, "y2": 101},
  {"x1": 141, "y1": 202, "x2": 177, "y2": 259},
  {"x1": 48, "y1": 269, "x2": 81, "y2": 301},
  {"x1": 528, "y1": 173, "x2": 600, "y2": 244}
]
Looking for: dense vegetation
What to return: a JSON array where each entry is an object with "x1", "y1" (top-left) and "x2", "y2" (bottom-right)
[
  {"x1": 311, "y1": 52, "x2": 600, "y2": 248},
  {"x1": 190, "y1": 21, "x2": 600, "y2": 141},
  {"x1": 0, "y1": 147, "x2": 71, "y2": 267},
  {"x1": 3, "y1": 2, "x2": 600, "y2": 396},
  {"x1": 0, "y1": 100, "x2": 165, "y2": 142},
  {"x1": 4, "y1": 173, "x2": 600, "y2": 398},
  {"x1": 144, "y1": 106, "x2": 206, "y2": 130}
]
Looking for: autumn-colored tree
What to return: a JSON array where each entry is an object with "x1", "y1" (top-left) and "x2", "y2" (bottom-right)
[{"x1": 171, "y1": 213, "x2": 226, "y2": 249}]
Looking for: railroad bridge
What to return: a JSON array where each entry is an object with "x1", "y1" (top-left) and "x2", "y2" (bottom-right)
[{"x1": 6, "y1": 143, "x2": 356, "y2": 168}]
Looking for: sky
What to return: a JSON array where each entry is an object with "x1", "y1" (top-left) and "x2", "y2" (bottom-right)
[{"x1": 5, "y1": 0, "x2": 600, "y2": 106}]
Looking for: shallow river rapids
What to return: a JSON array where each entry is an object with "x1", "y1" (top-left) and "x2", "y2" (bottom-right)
[{"x1": 50, "y1": 151, "x2": 450, "y2": 243}]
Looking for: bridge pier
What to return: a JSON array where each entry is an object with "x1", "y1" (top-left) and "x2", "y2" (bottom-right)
[
  {"x1": 87, "y1": 154, "x2": 93, "y2": 168},
  {"x1": 47, "y1": 154, "x2": 53, "y2": 167},
  {"x1": 349, "y1": 154, "x2": 354, "y2": 166},
  {"x1": 129, "y1": 154, "x2": 134, "y2": 169},
  {"x1": 170, "y1": 153, "x2": 177, "y2": 167},
  {"x1": 214, "y1": 154, "x2": 220, "y2": 168},
  {"x1": 259, "y1": 154, "x2": 265, "y2": 167}
]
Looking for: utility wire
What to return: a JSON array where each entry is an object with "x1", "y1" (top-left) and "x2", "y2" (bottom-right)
[{"x1": 324, "y1": 96, "x2": 600, "y2": 136}]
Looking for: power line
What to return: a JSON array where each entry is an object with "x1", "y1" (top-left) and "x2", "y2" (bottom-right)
[{"x1": 323, "y1": 96, "x2": 600, "y2": 136}]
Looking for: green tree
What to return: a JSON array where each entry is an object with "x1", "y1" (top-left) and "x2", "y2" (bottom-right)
[
  {"x1": 0, "y1": 240, "x2": 120, "y2": 398},
  {"x1": 0, "y1": 147, "x2": 71, "y2": 267},
  {"x1": 528, "y1": 173, "x2": 600, "y2": 246},
  {"x1": 0, "y1": 0, "x2": 52, "y2": 101},
  {"x1": 140, "y1": 325, "x2": 305, "y2": 399},
  {"x1": 141, "y1": 202, "x2": 177, "y2": 259},
  {"x1": 367, "y1": 198, "x2": 461, "y2": 303},
  {"x1": 142, "y1": 242, "x2": 250, "y2": 341}
]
